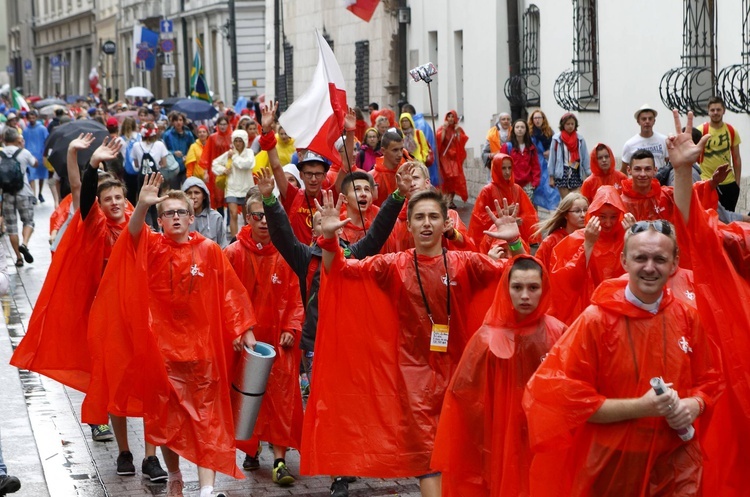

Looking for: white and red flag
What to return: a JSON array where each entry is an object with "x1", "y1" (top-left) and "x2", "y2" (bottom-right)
[
  {"x1": 279, "y1": 30, "x2": 347, "y2": 166},
  {"x1": 344, "y1": 0, "x2": 380, "y2": 22},
  {"x1": 89, "y1": 67, "x2": 101, "y2": 95}
]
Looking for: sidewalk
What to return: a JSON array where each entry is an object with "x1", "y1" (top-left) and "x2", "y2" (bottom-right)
[{"x1": 1, "y1": 185, "x2": 424, "y2": 497}]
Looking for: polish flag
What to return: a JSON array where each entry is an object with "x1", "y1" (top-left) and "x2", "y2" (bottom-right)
[
  {"x1": 344, "y1": 0, "x2": 380, "y2": 22},
  {"x1": 279, "y1": 30, "x2": 347, "y2": 166},
  {"x1": 89, "y1": 67, "x2": 101, "y2": 95}
]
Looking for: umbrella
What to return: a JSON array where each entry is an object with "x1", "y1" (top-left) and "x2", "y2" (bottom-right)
[
  {"x1": 161, "y1": 97, "x2": 185, "y2": 109},
  {"x1": 45, "y1": 120, "x2": 109, "y2": 178},
  {"x1": 125, "y1": 86, "x2": 154, "y2": 98},
  {"x1": 34, "y1": 98, "x2": 67, "y2": 109},
  {"x1": 171, "y1": 99, "x2": 218, "y2": 121},
  {"x1": 39, "y1": 104, "x2": 66, "y2": 117}
]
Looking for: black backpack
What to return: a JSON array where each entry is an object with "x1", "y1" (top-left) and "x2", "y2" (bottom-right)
[
  {"x1": 0, "y1": 149, "x2": 25, "y2": 194},
  {"x1": 139, "y1": 143, "x2": 158, "y2": 175}
]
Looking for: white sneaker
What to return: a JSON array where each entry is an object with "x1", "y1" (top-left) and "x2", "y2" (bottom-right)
[{"x1": 167, "y1": 479, "x2": 184, "y2": 497}]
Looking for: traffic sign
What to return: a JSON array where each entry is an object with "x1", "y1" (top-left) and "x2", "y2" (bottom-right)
[
  {"x1": 24, "y1": 59, "x2": 32, "y2": 71},
  {"x1": 136, "y1": 49, "x2": 151, "y2": 62},
  {"x1": 162, "y1": 64, "x2": 176, "y2": 79},
  {"x1": 50, "y1": 56, "x2": 61, "y2": 67},
  {"x1": 160, "y1": 20, "x2": 173, "y2": 34},
  {"x1": 160, "y1": 39, "x2": 174, "y2": 52},
  {"x1": 52, "y1": 67, "x2": 61, "y2": 84},
  {"x1": 102, "y1": 41, "x2": 117, "y2": 55}
]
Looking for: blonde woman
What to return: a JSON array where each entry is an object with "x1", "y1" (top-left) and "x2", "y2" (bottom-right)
[
  {"x1": 212, "y1": 129, "x2": 255, "y2": 237},
  {"x1": 532, "y1": 192, "x2": 588, "y2": 272}
]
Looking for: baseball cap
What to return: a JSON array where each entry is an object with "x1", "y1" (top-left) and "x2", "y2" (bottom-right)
[{"x1": 106, "y1": 117, "x2": 119, "y2": 127}]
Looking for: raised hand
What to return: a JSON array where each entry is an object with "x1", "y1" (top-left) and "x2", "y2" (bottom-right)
[
  {"x1": 68, "y1": 133, "x2": 95, "y2": 153},
  {"x1": 710, "y1": 163, "x2": 731, "y2": 188},
  {"x1": 668, "y1": 110, "x2": 711, "y2": 171},
  {"x1": 487, "y1": 244, "x2": 507, "y2": 261},
  {"x1": 621, "y1": 212, "x2": 636, "y2": 231},
  {"x1": 344, "y1": 107, "x2": 356, "y2": 131},
  {"x1": 484, "y1": 199, "x2": 520, "y2": 241},
  {"x1": 443, "y1": 215, "x2": 455, "y2": 236},
  {"x1": 313, "y1": 190, "x2": 351, "y2": 239},
  {"x1": 261, "y1": 100, "x2": 278, "y2": 132},
  {"x1": 256, "y1": 166, "x2": 275, "y2": 198},
  {"x1": 584, "y1": 216, "x2": 601, "y2": 247},
  {"x1": 137, "y1": 173, "x2": 168, "y2": 207},
  {"x1": 91, "y1": 136, "x2": 123, "y2": 168},
  {"x1": 395, "y1": 162, "x2": 415, "y2": 197}
]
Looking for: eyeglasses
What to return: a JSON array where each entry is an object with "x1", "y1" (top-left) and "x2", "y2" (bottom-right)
[
  {"x1": 250, "y1": 211, "x2": 265, "y2": 221},
  {"x1": 301, "y1": 171, "x2": 326, "y2": 180},
  {"x1": 160, "y1": 209, "x2": 190, "y2": 218},
  {"x1": 569, "y1": 209, "x2": 588, "y2": 215},
  {"x1": 629, "y1": 220, "x2": 673, "y2": 236}
]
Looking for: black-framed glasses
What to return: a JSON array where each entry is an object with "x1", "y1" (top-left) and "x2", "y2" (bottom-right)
[
  {"x1": 629, "y1": 220, "x2": 672, "y2": 236},
  {"x1": 301, "y1": 171, "x2": 326, "y2": 180},
  {"x1": 250, "y1": 211, "x2": 266, "y2": 222},
  {"x1": 160, "y1": 209, "x2": 190, "y2": 218}
]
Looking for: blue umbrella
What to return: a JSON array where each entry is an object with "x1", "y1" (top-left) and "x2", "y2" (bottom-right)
[{"x1": 171, "y1": 98, "x2": 218, "y2": 121}]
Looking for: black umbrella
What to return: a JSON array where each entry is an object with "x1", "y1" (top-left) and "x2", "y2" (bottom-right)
[
  {"x1": 161, "y1": 97, "x2": 185, "y2": 109},
  {"x1": 45, "y1": 120, "x2": 109, "y2": 178},
  {"x1": 171, "y1": 98, "x2": 218, "y2": 121},
  {"x1": 33, "y1": 98, "x2": 68, "y2": 109}
]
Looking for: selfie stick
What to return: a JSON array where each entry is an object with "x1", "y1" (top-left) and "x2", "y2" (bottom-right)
[{"x1": 650, "y1": 377, "x2": 695, "y2": 441}]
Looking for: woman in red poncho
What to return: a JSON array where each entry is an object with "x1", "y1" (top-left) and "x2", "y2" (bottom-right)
[
  {"x1": 223, "y1": 189, "x2": 304, "y2": 485},
  {"x1": 437, "y1": 110, "x2": 469, "y2": 207},
  {"x1": 532, "y1": 192, "x2": 588, "y2": 272},
  {"x1": 469, "y1": 153, "x2": 540, "y2": 247},
  {"x1": 199, "y1": 115, "x2": 233, "y2": 211},
  {"x1": 580, "y1": 143, "x2": 627, "y2": 203},
  {"x1": 548, "y1": 185, "x2": 633, "y2": 325},
  {"x1": 431, "y1": 255, "x2": 566, "y2": 496}
]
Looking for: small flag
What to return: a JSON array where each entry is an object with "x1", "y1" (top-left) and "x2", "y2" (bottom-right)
[
  {"x1": 279, "y1": 30, "x2": 348, "y2": 166},
  {"x1": 344, "y1": 0, "x2": 380, "y2": 22},
  {"x1": 190, "y1": 40, "x2": 212, "y2": 103},
  {"x1": 11, "y1": 89, "x2": 29, "y2": 112},
  {"x1": 89, "y1": 67, "x2": 101, "y2": 95}
]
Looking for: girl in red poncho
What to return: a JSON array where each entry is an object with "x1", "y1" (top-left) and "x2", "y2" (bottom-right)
[
  {"x1": 549, "y1": 186, "x2": 634, "y2": 325},
  {"x1": 199, "y1": 115, "x2": 233, "y2": 211},
  {"x1": 532, "y1": 192, "x2": 588, "y2": 272},
  {"x1": 501, "y1": 119, "x2": 541, "y2": 202},
  {"x1": 437, "y1": 110, "x2": 469, "y2": 207},
  {"x1": 431, "y1": 256, "x2": 566, "y2": 497},
  {"x1": 469, "y1": 153, "x2": 540, "y2": 247},
  {"x1": 223, "y1": 189, "x2": 304, "y2": 487},
  {"x1": 580, "y1": 143, "x2": 627, "y2": 203}
]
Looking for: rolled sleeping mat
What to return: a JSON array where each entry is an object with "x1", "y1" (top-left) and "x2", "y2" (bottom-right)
[{"x1": 231, "y1": 341, "x2": 277, "y2": 440}]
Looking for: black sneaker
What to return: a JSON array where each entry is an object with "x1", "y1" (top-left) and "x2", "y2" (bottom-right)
[
  {"x1": 116, "y1": 451, "x2": 136, "y2": 476},
  {"x1": 38, "y1": 193, "x2": 45, "y2": 203},
  {"x1": 141, "y1": 456, "x2": 168, "y2": 482},
  {"x1": 91, "y1": 424, "x2": 114, "y2": 442},
  {"x1": 18, "y1": 244, "x2": 33, "y2": 263},
  {"x1": 0, "y1": 474, "x2": 20, "y2": 494},
  {"x1": 330, "y1": 477, "x2": 349, "y2": 497},
  {"x1": 272, "y1": 461, "x2": 295, "y2": 486},
  {"x1": 242, "y1": 454, "x2": 260, "y2": 471}
]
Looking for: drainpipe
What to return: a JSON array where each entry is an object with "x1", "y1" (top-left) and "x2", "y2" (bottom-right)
[{"x1": 506, "y1": 0, "x2": 522, "y2": 120}]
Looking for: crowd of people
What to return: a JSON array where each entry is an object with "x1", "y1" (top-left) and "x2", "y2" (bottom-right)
[{"x1": 1, "y1": 88, "x2": 748, "y2": 497}]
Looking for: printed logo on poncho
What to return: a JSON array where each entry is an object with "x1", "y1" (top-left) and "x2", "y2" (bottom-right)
[
  {"x1": 272, "y1": 273, "x2": 281, "y2": 285},
  {"x1": 685, "y1": 290, "x2": 695, "y2": 301},
  {"x1": 678, "y1": 336, "x2": 693, "y2": 354},
  {"x1": 190, "y1": 264, "x2": 204, "y2": 277},
  {"x1": 441, "y1": 274, "x2": 457, "y2": 286}
]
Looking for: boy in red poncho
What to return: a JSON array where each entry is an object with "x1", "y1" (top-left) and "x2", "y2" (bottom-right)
[
  {"x1": 338, "y1": 171, "x2": 378, "y2": 246},
  {"x1": 580, "y1": 143, "x2": 626, "y2": 203},
  {"x1": 372, "y1": 130, "x2": 407, "y2": 207},
  {"x1": 436, "y1": 110, "x2": 469, "y2": 207},
  {"x1": 82, "y1": 174, "x2": 257, "y2": 497},
  {"x1": 305, "y1": 189, "x2": 525, "y2": 497},
  {"x1": 469, "y1": 153, "x2": 539, "y2": 248},
  {"x1": 524, "y1": 217, "x2": 724, "y2": 497},
  {"x1": 223, "y1": 188, "x2": 304, "y2": 487},
  {"x1": 431, "y1": 255, "x2": 566, "y2": 496}
]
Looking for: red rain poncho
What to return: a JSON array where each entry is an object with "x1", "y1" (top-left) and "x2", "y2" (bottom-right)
[
  {"x1": 339, "y1": 204, "x2": 379, "y2": 246},
  {"x1": 384, "y1": 203, "x2": 474, "y2": 253},
  {"x1": 549, "y1": 186, "x2": 626, "y2": 325},
  {"x1": 49, "y1": 194, "x2": 73, "y2": 236},
  {"x1": 200, "y1": 126, "x2": 233, "y2": 209},
  {"x1": 534, "y1": 227, "x2": 568, "y2": 273},
  {"x1": 673, "y1": 192, "x2": 750, "y2": 496},
  {"x1": 580, "y1": 144, "x2": 626, "y2": 203},
  {"x1": 371, "y1": 156, "x2": 404, "y2": 207},
  {"x1": 620, "y1": 177, "x2": 675, "y2": 222},
  {"x1": 281, "y1": 181, "x2": 324, "y2": 246},
  {"x1": 431, "y1": 255, "x2": 566, "y2": 496},
  {"x1": 436, "y1": 110, "x2": 469, "y2": 201},
  {"x1": 469, "y1": 153, "x2": 539, "y2": 246},
  {"x1": 11, "y1": 203, "x2": 129, "y2": 392},
  {"x1": 300, "y1": 246, "x2": 509, "y2": 477},
  {"x1": 82, "y1": 227, "x2": 256, "y2": 478},
  {"x1": 224, "y1": 226, "x2": 304, "y2": 451},
  {"x1": 523, "y1": 277, "x2": 724, "y2": 497}
]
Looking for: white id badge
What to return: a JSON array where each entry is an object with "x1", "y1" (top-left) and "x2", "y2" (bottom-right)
[{"x1": 430, "y1": 323, "x2": 450, "y2": 352}]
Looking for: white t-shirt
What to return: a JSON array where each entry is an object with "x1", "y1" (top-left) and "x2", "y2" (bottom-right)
[
  {"x1": 131, "y1": 140, "x2": 169, "y2": 173},
  {"x1": 2, "y1": 145, "x2": 37, "y2": 197},
  {"x1": 621, "y1": 132, "x2": 669, "y2": 169}
]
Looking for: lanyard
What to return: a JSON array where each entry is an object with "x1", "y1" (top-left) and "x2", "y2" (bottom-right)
[
  {"x1": 413, "y1": 249, "x2": 450, "y2": 324},
  {"x1": 304, "y1": 192, "x2": 317, "y2": 245}
]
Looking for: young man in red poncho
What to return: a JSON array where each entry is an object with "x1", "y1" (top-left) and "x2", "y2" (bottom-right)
[
  {"x1": 469, "y1": 153, "x2": 539, "y2": 248},
  {"x1": 338, "y1": 171, "x2": 378, "y2": 246},
  {"x1": 81, "y1": 174, "x2": 257, "y2": 497},
  {"x1": 580, "y1": 143, "x2": 627, "y2": 204},
  {"x1": 670, "y1": 110, "x2": 750, "y2": 497},
  {"x1": 303, "y1": 188, "x2": 525, "y2": 497},
  {"x1": 223, "y1": 187, "x2": 304, "y2": 487},
  {"x1": 431, "y1": 255, "x2": 567, "y2": 496},
  {"x1": 523, "y1": 213, "x2": 724, "y2": 496},
  {"x1": 436, "y1": 110, "x2": 469, "y2": 207},
  {"x1": 372, "y1": 130, "x2": 407, "y2": 207}
]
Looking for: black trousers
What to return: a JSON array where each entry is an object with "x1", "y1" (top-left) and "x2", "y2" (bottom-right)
[{"x1": 717, "y1": 181, "x2": 741, "y2": 212}]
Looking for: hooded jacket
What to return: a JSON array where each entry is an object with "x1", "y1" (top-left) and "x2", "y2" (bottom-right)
[
  {"x1": 182, "y1": 177, "x2": 228, "y2": 248},
  {"x1": 437, "y1": 110, "x2": 469, "y2": 201},
  {"x1": 468, "y1": 153, "x2": 540, "y2": 246},
  {"x1": 200, "y1": 122, "x2": 233, "y2": 208},
  {"x1": 581, "y1": 143, "x2": 627, "y2": 203},
  {"x1": 432, "y1": 255, "x2": 566, "y2": 496},
  {"x1": 212, "y1": 129, "x2": 256, "y2": 199},
  {"x1": 399, "y1": 112, "x2": 430, "y2": 163}
]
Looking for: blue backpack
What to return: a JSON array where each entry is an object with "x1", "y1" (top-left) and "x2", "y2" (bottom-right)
[{"x1": 123, "y1": 137, "x2": 138, "y2": 175}]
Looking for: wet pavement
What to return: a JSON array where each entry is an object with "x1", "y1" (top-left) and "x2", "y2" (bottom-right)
[{"x1": 1, "y1": 186, "x2": 434, "y2": 496}]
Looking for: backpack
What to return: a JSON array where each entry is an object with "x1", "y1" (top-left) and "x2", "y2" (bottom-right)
[
  {"x1": 139, "y1": 142, "x2": 158, "y2": 175},
  {"x1": 123, "y1": 137, "x2": 138, "y2": 175},
  {"x1": 0, "y1": 149, "x2": 25, "y2": 194}
]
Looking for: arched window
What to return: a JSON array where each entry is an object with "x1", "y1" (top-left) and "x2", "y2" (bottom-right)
[{"x1": 553, "y1": 0, "x2": 599, "y2": 112}]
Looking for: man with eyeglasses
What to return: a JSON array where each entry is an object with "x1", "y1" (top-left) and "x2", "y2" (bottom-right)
[
  {"x1": 83, "y1": 174, "x2": 258, "y2": 497},
  {"x1": 524, "y1": 214, "x2": 723, "y2": 495}
]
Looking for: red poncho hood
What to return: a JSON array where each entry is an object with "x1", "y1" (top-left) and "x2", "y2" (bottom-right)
[
  {"x1": 483, "y1": 255, "x2": 551, "y2": 331},
  {"x1": 589, "y1": 143, "x2": 616, "y2": 177}
]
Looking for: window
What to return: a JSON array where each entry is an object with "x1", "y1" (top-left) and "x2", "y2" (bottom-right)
[
  {"x1": 659, "y1": 0, "x2": 715, "y2": 115},
  {"x1": 504, "y1": 5, "x2": 541, "y2": 109},
  {"x1": 354, "y1": 40, "x2": 369, "y2": 109},
  {"x1": 553, "y1": 0, "x2": 600, "y2": 112},
  {"x1": 277, "y1": 37, "x2": 294, "y2": 111}
]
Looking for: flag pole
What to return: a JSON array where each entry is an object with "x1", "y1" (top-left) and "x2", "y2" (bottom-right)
[{"x1": 339, "y1": 126, "x2": 368, "y2": 236}]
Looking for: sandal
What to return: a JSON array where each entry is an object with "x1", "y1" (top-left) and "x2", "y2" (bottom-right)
[{"x1": 15, "y1": 258, "x2": 23, "y2": 267}]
